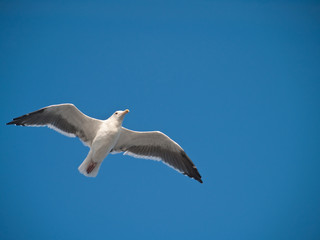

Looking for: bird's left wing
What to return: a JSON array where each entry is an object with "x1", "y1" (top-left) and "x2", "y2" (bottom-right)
[
  {"x1": 112, "y1": 127, "x2": 203, "y2": 183},
  {"x1": 7, "y1": 104, "x2": 102, "y2": 146}
]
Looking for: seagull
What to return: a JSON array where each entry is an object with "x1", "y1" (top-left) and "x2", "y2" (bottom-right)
[{"x1": 7, "y1": 104, "x2": 203, "y2": 183}]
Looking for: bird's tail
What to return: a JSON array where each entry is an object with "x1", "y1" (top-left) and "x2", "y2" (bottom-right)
[{"x1": 78, "y1": 154, "x2": 102, "y2": 177}]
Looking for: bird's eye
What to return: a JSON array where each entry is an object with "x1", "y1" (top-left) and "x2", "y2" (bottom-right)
[{"x1": 115, "y1": 112, "x2": 118, "y2": 115}]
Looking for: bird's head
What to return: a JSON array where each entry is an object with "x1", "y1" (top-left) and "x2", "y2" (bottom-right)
[{"x1": 112, "y1": 109, "x2": 129, "y2": 122}]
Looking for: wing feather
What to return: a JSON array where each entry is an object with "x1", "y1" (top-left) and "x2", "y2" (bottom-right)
[
  {"x1": 113, "y1": 127, "x2": 203, "y2": 183},
  {"x1": 7, "y1": 104, "x2": 102, "y2": 146}
]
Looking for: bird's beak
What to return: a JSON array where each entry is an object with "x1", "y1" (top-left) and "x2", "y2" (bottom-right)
[{"x1": 123, "y1": 109, "x2": 130, "y2": 114}]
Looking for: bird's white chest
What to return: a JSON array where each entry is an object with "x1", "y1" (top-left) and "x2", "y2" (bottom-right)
[{"x1": 92, "y1": 122, "x2": 121, "y2": 152}]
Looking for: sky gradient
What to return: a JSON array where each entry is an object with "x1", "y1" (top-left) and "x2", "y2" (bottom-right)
[{"x1": 1, "y1": 1, "x2": 320, "y2": 239}]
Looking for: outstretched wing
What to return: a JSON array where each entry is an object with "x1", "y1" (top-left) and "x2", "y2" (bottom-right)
[
  {"x1": 112, "y1": 127, "x2": 202, "y2": 183},
  {"x1": 7, "y1": 103, "x2": 102, "y2": 146}
]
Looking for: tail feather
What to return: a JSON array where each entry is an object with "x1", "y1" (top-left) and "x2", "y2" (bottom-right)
[{"x1": 78, "y1": 157, "x2": 102, "y2": 177}]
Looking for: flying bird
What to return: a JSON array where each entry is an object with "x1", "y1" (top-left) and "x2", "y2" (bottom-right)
[{"x1": 7, "y1": 104, "x2": 202, "y2": 183}]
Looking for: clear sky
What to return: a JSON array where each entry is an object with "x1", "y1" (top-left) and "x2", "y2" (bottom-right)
[{"x1": 1, "y1": 1, "x2": 319, "y2": 239}]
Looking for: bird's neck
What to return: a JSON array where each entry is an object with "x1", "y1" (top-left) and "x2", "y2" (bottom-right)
[{"x1": 104, "y1": 118, "x2": 123, "y2": 129}]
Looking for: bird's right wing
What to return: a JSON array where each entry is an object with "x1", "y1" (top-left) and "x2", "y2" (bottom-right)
[
  {"x1": 112, "y1": 127, "x2": 202, "y2": 183},
  {"x1": 7, "y1": 104, "x2": 103, "y2": 146}
]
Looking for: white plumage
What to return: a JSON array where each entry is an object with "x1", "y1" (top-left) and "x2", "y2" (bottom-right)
[{"x1": 7, "y1": 104, "x2": 202, "y2": 183}]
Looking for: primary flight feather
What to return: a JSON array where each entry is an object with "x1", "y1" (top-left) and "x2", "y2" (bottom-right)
[{"x1": 7, "y1": 104, "x2": 203, "y2": 183}]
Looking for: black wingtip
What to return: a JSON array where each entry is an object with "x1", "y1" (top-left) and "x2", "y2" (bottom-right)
[
  {"x1": 193, "y1": 175, "x2": 203, "y2": 183},
  {"x1": 6, "y1": 119, "x2": 26, "y2": 126},
  {"x1": 179, "y1": 150, "x2": 203, "y2": 184},
  {"x1": 6, "y1": 108, "x2": 45, "y2": 127}
]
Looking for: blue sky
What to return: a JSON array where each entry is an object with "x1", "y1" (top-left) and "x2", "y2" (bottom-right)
[{"x1": 1, "y1": 1, "x2": 320, "y2": 239}]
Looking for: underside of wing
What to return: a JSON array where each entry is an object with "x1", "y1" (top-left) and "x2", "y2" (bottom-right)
[
  {"x1": 7, "y1": 104, "x2": 102, "y2": 146},
  {"x1": 113, "y1": 127, "x2": 203, "y2": 183}
]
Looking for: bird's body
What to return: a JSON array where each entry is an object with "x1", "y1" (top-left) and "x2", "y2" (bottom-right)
[
  {"x1": 7, "y1": 104, "x2": 203, "y2": 183},
  {"x1": 79, "y1": 117, "x2": 123, "y2": 177}
]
